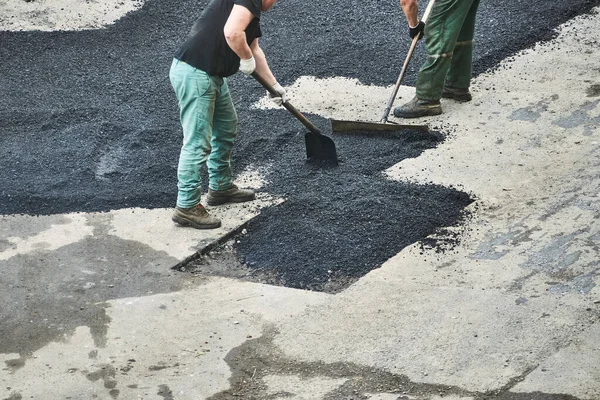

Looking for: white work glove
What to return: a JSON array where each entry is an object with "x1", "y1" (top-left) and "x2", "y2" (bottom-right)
[
  {"x1": 239, "y1": 56, "x2": 256, "y2": 75},
  {"x1": 268, "y1": 82, "x2": 287, "y2": 106}
]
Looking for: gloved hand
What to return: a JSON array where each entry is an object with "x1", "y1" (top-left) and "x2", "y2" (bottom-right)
[
  {"x1": 268, "y1": 82, "x2": 287, "y2": 106},
  {"x1": 239, "y1": 56, "x2": 256, "y2": 75},
  {"x1": 409, "y1": 21, "x2": 425, "y2": 40}
]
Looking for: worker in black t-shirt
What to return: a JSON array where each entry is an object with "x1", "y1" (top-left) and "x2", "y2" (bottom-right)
[{"x1": 170, "y1": 0, "x2": 284, "y2": 229}]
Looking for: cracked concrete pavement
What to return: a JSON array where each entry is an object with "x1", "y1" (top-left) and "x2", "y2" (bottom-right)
[{"x1": 2, "y1": 5, "x2": 600, "y2": 400}]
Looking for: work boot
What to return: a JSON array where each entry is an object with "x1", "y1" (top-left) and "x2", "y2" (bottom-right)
[
  {"x1": 172, "y1": 204, "x2": 221, "y2": 229},
  {"x1": 393, "y1": 97, "x2": 442, "y2": 118},
  {"x1": 442, "y1": 86, "x2": 472, "y2": 102},
  {"x1": 206, "y1": 184, "x2": 256, "y2": 206}
]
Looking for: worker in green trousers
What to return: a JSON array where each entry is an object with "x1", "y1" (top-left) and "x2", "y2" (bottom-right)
[
  {"x1": 170, "y1": 0, "x2": 286, "y2": 229},
  {"x1": 394, "y1": 0, "x2": 480, "y2": 118}
]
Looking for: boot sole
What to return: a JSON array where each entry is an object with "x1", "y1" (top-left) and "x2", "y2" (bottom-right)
[
  {"x1": 206, "y1": 195, "x2": 256, "y2": 206},
  {"x1": 393, "y1": 108, "x2": 442, "y2": 118},
  {"x1": 172, "y1": 215, "x2": 221, "y2": 229},
  {"x1": 442, "y1": 92, "x2": 472, "y2": 102}
]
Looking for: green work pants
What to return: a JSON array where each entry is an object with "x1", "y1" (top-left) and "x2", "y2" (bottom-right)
[
  {"x1": 169, "y1": 59, "x2": 238, "y2": 209},
  {"x1": 416, "y1": 0, "x2": 480, "y2": 101}
]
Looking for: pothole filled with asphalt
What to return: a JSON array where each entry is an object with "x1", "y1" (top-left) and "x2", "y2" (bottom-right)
[{"x1": 176, "y1": 113, "x2": 474, "y2": 293}]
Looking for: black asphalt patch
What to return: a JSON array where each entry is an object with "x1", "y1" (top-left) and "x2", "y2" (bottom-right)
[
  {"x1": 1, "y1": 0, "x2": 598, "y2": 289},
  {"x1": 194, "y1": 114, "x2": 473, "y2": 291}
]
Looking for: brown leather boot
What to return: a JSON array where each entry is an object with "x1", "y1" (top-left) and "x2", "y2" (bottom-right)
[
  {"x1": 206, "y1": 184, "x2": 256, "y2": 206},
  {"x1": 172, "y1": 204, "x2": 221, "y2": 229},
  {"x1": 393, "y1": 96, "x2": 442, "y2": 118}
]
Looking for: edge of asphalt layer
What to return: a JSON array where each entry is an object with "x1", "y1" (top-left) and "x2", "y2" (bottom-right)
[{"x1": 171, "y1": 217, "x2": 254, "y2": 270}]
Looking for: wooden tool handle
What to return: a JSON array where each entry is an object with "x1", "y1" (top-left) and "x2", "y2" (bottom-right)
[{"x1": 251, "y1": 72, "x2": 322, "y2": 135}]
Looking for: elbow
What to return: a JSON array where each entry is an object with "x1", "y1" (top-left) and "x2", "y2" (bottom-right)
[{"x1": 223, "y1": 27, "x2": 241, "y2": 44}]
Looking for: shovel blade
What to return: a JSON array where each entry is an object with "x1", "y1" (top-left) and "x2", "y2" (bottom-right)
[{"x1": 305, "y1": 132, "x2": 338, "y2": 166}]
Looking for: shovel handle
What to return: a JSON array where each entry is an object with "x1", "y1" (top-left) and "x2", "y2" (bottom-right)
[
  {"x1": 381, "y1": 0, "x2": 436, "y2": 123},
  {"x1": 251, "y1": 72, "x2": 322, "y2": 135}
]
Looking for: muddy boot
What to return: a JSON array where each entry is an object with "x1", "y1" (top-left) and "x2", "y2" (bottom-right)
[
  {"x1": 206, "y1": 184, "x2": 256, "y2": 206},
  {"x1": 393, "y1": 97, "x2": 442, "y2": 118},
  {"x1": 172, "y1": 204, "x2": 221, "y2": 229},
  {"x1": 442, "y1": 86, "x2": 472, "y2": 102}
]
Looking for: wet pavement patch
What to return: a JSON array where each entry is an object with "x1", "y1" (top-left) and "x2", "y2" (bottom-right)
[
  {"x1": 0, "y1": 228, "x2": 192, "y2": 358},
  {"x1": 182, "y1": 114, "x2": 473, "y2": 292},
  {"x1": 208, "y1": 329, "x2": 584, "y2": 400}
]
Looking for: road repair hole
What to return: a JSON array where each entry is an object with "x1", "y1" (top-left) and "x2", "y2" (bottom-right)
[{"x1": 178, "y1": 112, "x2": 474, "y2": 293}]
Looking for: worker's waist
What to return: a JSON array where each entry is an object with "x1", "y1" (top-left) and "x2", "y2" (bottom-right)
[{"x1": 173, "y1": 58, "x2": 225, "y2": 83}]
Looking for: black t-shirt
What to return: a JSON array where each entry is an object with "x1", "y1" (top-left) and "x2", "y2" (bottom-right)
[{"x1": 174, "y1": 0, "x2": 262, "y2": 77}]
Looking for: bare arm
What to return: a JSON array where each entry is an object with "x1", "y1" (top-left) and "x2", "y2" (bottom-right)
[
  {"x1": 251, "y1": 39, "x2": 277, "y2": 86},
  {"x1": 400, "y1": 0, "x2": 419, "y2": 27},
  {"x1": 223, "y1": 5, "x2": 255, "y2": 60}
]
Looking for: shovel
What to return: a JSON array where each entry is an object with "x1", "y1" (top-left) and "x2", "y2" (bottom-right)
[
  {"x1": 252, "y1": 72, "x2": 338, "y2": 166},
  {"x1": 330, "y1": 0, "x2": 436, "y2": 134}
]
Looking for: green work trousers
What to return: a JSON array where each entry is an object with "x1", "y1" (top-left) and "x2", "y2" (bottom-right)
[
  {"x1": 169, "y1": 59, "x2": 238, "y2": 209},
  {"x1": 416, "y1": 0, "x2": 480, "y2": 101}
]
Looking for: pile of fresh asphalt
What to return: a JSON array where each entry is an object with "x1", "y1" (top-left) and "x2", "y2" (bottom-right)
[
  {"x1": 195, "y1": 117, "x2": 473, "y2": 291},
  {"x1": 1, "y1": 0, "x2": 598, "y2": 289}
]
